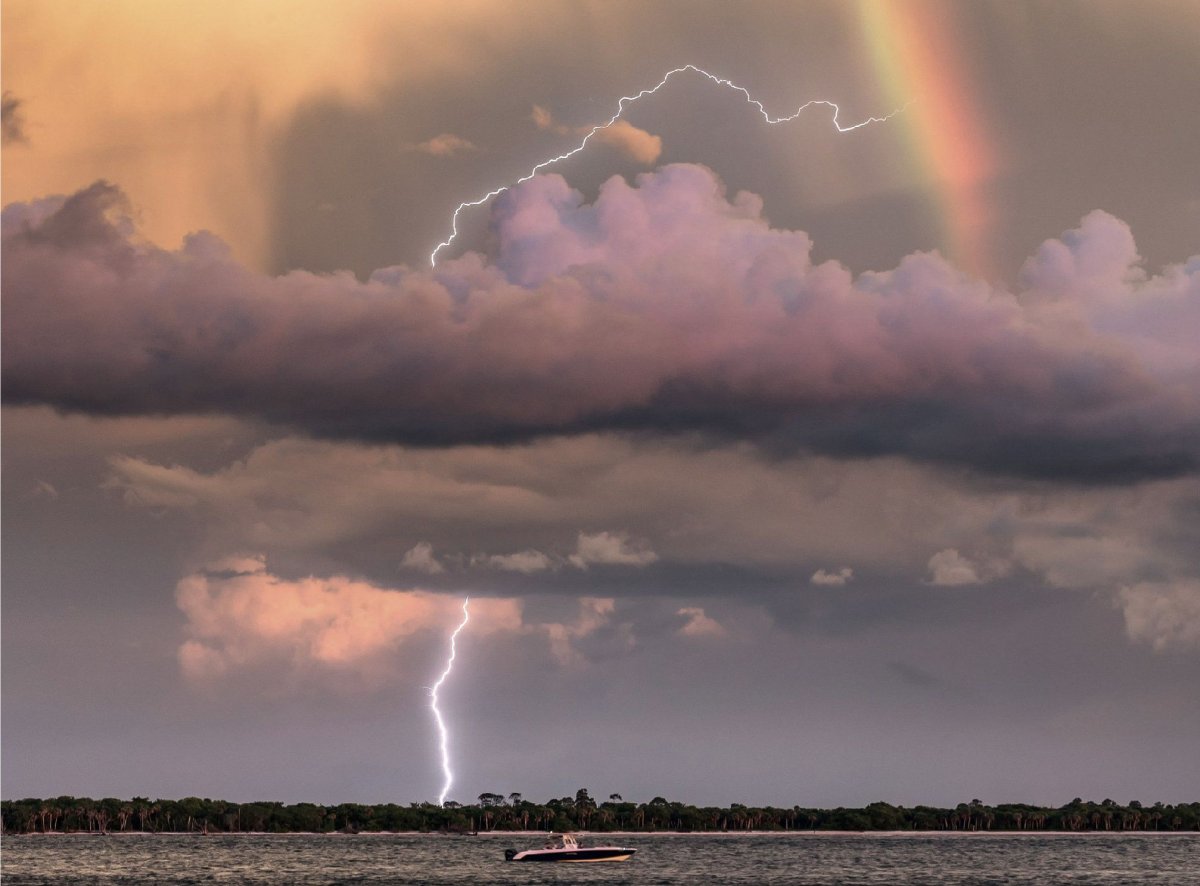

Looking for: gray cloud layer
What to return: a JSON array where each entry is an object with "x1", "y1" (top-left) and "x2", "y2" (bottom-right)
[
  {"x1": 4, "y1": 171, "x2": 1198, "y2": 482},
  {"x1": 95, "y1": 427, "x2": 1200, "y2": 652}
]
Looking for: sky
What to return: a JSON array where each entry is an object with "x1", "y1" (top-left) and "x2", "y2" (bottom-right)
[{"x1": 3, "y1": 0, "x2": 1199, "y2": 809}]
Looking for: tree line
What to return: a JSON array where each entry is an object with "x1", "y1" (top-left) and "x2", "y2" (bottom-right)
[{"x1": 3, "y1": 791, "x2": 1198, "y2": 834}]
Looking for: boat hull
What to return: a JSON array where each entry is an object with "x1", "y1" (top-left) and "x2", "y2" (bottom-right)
[{"x1": 508, "y1": 847, "x2": 636, "y2": 863}]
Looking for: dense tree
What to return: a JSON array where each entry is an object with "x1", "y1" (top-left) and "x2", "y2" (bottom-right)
[{"x1": 3, "y1": 795, "x2": 1197, "y2": 835}]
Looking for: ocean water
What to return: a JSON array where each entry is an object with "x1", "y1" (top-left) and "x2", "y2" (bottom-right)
[{"x1": 2, "y1": 832, "x2": 1197, "y2": 885}]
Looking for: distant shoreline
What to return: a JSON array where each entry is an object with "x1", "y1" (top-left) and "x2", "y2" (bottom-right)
[
  {"x1": 4, "y1": 795, "x2": 1198, "y2": 836},
  {"x1": 6, "y1": 829, "x2": 1200, "y2": 837}
]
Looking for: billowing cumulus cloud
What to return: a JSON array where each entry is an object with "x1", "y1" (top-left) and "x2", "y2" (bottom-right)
[
  {"x1": 926, "y1": 549, "x2": 984, "y2": 586},
  {"x1": 676, "y1": 606, "x2": 726, "y2": 638},
  {"x1": 4, "y1": 170, "x2": 1199, "y2": 482},
  {"x1": 811, "y1": 567, "x2": 854, "y2": 586},
  {"x1": 401, "y1": 541, "x2": 445, "y2": 574},
  {"x1": 568, "y1": 531, "x2": 658, "y2": 570},
  {"x1": 480, "y1": 549, "x2": 554, "y2": 573},
  {"x1": 1116, "y1": 580, "x2": 1200, "y2": 652}
]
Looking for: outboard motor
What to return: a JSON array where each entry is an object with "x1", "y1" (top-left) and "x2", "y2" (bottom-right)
[{"x1": 504, "y1": 848, "x2": 518, "y2": 862}]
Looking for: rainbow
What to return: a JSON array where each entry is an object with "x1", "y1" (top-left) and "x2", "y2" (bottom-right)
[{"x1": 857, "y1": 1, "x2": 998, "y2": 278}]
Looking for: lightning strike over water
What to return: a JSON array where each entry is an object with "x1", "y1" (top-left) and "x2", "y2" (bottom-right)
[
  {"x1": 430, "y1": 63, "x2": 909, "y2": 265},
  {"x1": 430, "y1": 597, "x2": 470, "y2": 807}
]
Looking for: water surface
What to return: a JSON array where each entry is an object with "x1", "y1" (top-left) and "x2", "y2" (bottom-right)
[{"x1": 3, "y1": 831, "x2": 1196, "y2": 885}]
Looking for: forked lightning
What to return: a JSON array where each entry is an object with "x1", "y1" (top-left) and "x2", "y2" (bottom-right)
[
  {"x1": 429, "y1": 64, "x2": 908, "y2": 265},
  {"x1": 430, "y1": 598, "x2": 470, "y2": 806}
]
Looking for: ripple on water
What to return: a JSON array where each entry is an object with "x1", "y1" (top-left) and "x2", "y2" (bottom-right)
[{"x1": 1, "y1": 832, "x2": 1198, "y2": 885}]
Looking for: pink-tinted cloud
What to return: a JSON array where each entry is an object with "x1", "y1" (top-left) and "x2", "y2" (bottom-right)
[
  {"x1": 811, "y1": 567, "x2": 854, "y2": 586},
  {"x1": 590, "y1": 119, "x2": 663, "y2": 164},
  {"x1": 176, "y1": 555, "x2": 487, "y2": 685},
  {"x1": 531, "y1": 105, "x2": 662, "y2": 164},
  {"x1": 174, "y1": 556, "x2": 636, "y2": 688},
  {"x1": 4, "y1": 170, "x2": 1198, "y2": 481},
  {"x1": 411, "y1": 133, "x2": 477, "y2": 157},
  {"x1": 530, "y1": 105, "x2": 559, "y2": 133}
]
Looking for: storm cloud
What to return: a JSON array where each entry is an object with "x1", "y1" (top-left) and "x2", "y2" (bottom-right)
[
  {"x1": 3, "y1": 168, "x2": 1198, "y2": 482},
  {"x1": 98, "y1": 429, "x2": 1200, "y2": 652}
]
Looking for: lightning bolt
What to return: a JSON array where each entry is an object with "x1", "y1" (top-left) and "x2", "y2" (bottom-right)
[
  {"x1": 430, "y1": 597, "x2": 470, "y2": 806},
  {"x1": 430, "y1": 64, "x2": 909, "y2": 266}
]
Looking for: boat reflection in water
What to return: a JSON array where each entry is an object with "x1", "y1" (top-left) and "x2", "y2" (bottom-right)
[{"x1": 504, "y1": 832, "x2": 636, "y2": 863}]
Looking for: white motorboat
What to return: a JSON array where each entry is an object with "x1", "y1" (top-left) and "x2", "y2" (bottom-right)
[{"x1": 504, "y1": 832, "x2": 636, "y2": 863}]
